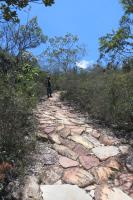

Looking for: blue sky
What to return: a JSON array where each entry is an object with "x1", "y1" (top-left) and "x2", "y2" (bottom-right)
[{"x1": 20, "y1": 0, "x2": 123, "y2": 66}]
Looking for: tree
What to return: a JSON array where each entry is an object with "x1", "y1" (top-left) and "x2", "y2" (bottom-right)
[
  {"x1": 0, "y1": 17, "x2": 46, "y2": 57},
  {"x1": 120, "y1": 0, "x2": 133, "y2": 13},
  {"x1": 39, "y1": 33, "x2": 86, "y2": 73},
  {"x1": 99, "y1": 0, "x2": 133, "y2": 65},
  {"x1": 0, "y1": 0, "x2": 55, "y2": 22}
]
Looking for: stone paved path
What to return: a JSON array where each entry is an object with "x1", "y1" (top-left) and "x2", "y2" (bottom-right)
[{"x1": 23, "y1": 92, "x2": 133, "y2": 200}]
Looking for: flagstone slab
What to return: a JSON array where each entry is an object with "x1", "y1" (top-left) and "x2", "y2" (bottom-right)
[
  {"x1": 49, "y1": 133, "x2": 61, "y2": 144},
  {"x1": 95, "y1": 185, "x2": 132, "y2": 200},
  {"x1": 60, "y1": 138, "x2": 76, "y2": 150},
  {"x1": 40, "y1": 184, "x2": 93, "y2": 200},
  {"x1": 69, "y1": 118, "x2": 85, "y2": 125},
  {"x1": 44, "y1": 126, "x2": 55, "y2": 134},
  {"x1": 59, "y1": 156, "x2": 79, "y2": 168},
  {"x1": 70, "y1": 127, "x2": 85, "y2": 135},
  {"x1": 79, "y1": 155, "x2": 100, "y2": 170},
  {"x1": 40, "y1": 166, "x2": 63, "y2": 184},
  {"x1": 69, "y1": 135, "x2": 94, "y2": 149},
  {"x1": 84, "y1": 134, "x2": 101, "y2": 147},
  {"x1": 59, "y1": 127, "x2": 71, "y2": 138},
  {"x1": 92, "y1": 146, "x2": 120, "y2": 161},
  {"x1": 53, "y1": 144, "x2": 78, "y2": 160},
  {"x1": 73, "y1": 144, "x2": 90, "y2": 156},
  {"x1": 63, "y1": 167, "x2": 94, "y2": 188}
]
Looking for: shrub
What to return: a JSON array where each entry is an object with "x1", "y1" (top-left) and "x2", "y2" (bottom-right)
[{"x1": 60, "y1": 68, "x2": 133, "y2": 130}]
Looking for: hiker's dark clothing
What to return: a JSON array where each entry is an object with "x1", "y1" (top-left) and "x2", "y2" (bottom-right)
[{"x1": 46, "y1": 78, "x2": 52, "y2": 98}]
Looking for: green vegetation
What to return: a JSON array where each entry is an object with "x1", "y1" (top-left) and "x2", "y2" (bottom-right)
[
  {"x1": 0, "y1": 0, "x2": 132, "y2": 198},
  {"x1": 40, "y1": 33, "x2": 85, "y2": 73},
  {"x1": 59, "y1": 66, "x2": 133, "y2": 131},
  {"x1": 0, "y1": 18, "x2": 47, "y2": 197},
  {"x1": 0, "y1": 0, "x2": 55, "y2": 22}
]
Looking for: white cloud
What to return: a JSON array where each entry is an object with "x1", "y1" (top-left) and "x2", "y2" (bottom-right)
[{"x1": 76, "y1": 60, "x2": 94, "y2": 69}]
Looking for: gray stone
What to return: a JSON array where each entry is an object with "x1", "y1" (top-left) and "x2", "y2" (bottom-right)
[
  {"x1": 92, "y1": 146, "x2": 119, "y2": 161},
  {"x1": 69, "y1": 135, "x2": 93, "y2": 149},
  {"x1": 40, "y1": 185, "x2": 92, "y2": 200},
  {"x1": 40, "y1": 166, "x2": 63, "y2": 184},
  {"x1": 84, "y1": 134, "x2": 101, "y2": 146},
  {"x1": 53, "y1": 144, "x2": 78, "y2": 160},
  {"x1": 49, "y1": 133, "x2": 61, "y2": 144},
  {"x1": 126, "y1": 155, "x2": 133, "y2": 172},
  {"x1": 119, "y1": 145, "x2": 129, "y2": 155},
  {"x1": 22, "y1": 176, "x2": 42, "y2": 200}
]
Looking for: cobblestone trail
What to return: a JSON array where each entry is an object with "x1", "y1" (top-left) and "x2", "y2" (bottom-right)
[{"x1": 22, "y1": 92, "x2": 133, "y2": 200}]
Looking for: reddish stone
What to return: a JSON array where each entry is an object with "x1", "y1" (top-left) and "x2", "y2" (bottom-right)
[
  {"x1": 79, "y1": 155, "x2": 100, "y2": 170},
  {"x1": 59, "y1": 156, "x2": 79, "y2": 168},
  {"x1": 60, "y1": 138, "x2": 76, "y2": 150},
  {"x1": 62, "y1": 167, "x2": 94, "y2": 187},
  {"x1": 100, "y1": 135, "x2": 117, "y2": 146},
  {"x1": 118, "y1": 173, "x2": 133, "y2": 193},
  {"x1": 44, "y1": 126, "x2": 55, "y2": 134},
  {"x1": 73, "y1": 144, "x2": 90, "y2": 156},
  {"x1": 59, "y1": 127, "x2": 71, "y2": 138}
]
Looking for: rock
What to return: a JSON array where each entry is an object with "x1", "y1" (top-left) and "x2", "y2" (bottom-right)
[
  {"x1": 92, "y1": 146, "x2": 119, "y2": 161},
  {"x1": 49, "y1": 133, "x2": 61, "y2": 144},
  {"x1": 70, "y1": 118, "x2": 85, "y2": 125},
  {"x1": 53, "y1": 144, "x2": 78, "y2": 160},
  {"x1": 92, "y1": 166, "x2": 115, "y2": 184},
  {"x1": 60, "y1": 138, "x2": 76, "y2": 150},
  {"x1": 40, "y1": 166, "x2": 63, "y2": 184},
  {"x1": 95, "y1": 184, "x2": 133, "y2": 200},
  {"x1": 59, "y1": 156, "x2": 79, "y2": 168},
  {"x1": 69, "y1": 135, "x2": 93, "y2": 149},
  {"x1": 86, "y1": 128, "x2": 100, "y2": 139},
  {"x1": 118, "y1": 173, "x2": 133, "y2": 193},
  {"x1": 44, "y1": 126, "x2": 55, "y2": 134},
  {"x1": 59, "y1": 127, "x2": 71, "y2": 138},
  {"x1": 73, "y1": 144, "x2": 90, "y2": 156},
  {"x1": 43, "y1": 150, "x2": 59, "y2": 165},
  {"x1": 85, "y1": 185, "x2": 96, "y2": 192},
  {"x1": 119, "y1": 145, "x2": 129, "y2": 155},
  {"x1": 56, "y1": 124, "x2": 65, "y2": 131},
  {"x1": 70, "y1": 127, "x2": 85, "y2": 135},
  {"x1": 54, "y1": 180, "x2": 62, "y2": 185},
  {"x1": 90, "y1": 190, "x2": 95, "y2": 198},
  {"x1": 79, "y1": 155, "x2": 100, "y2": 170},
  {"x1": 126, "y1": 155, "x2": 133, "y2": 172},
  {"x1": 104, "y1": 157, "x2": 121, "y2": 170},
  {"x1": 84, "y1": 134, "x2": 101, "y2": 146},
  {"x1": 40, "y1": 184, "x2": 93, "y2": 200},
  {"x1": 99, "y1": 135, "x2": 118, "y2": 146},
  {"x1": 36, "y1": 132, "x2": 48, "y2": 141},
  {"x1": 22, "y1": 176, "x2": 42, "y2": 200},
  {"x1": 129, "y1": 193, "x2": 133, "y2": 198},
  {"x1": 62, "y1": 167, "x2": 94, "y2": 188}
]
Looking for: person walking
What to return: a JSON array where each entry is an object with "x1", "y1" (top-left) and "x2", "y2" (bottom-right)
[{"x1": 46, "y1": 76, "x2": 52, "y2": 98}]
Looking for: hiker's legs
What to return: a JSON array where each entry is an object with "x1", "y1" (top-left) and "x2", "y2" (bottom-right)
[
  {"x1": 47, "y1": 87, "x2": 52, "y2": 98},
  {"x1": 47, "y1": 87, "x2": 50, "y2": 98},
  {"x1": 49, "y1": 87, "x2": 52, "y2": 97}
]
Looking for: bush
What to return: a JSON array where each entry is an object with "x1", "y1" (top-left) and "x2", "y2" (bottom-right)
[
  {"x1": 60, "y1": 68, "x2": 133, "y2": 130},
  {"x1": 0, "y1": 50, "x2": 47, "y2": 197}
]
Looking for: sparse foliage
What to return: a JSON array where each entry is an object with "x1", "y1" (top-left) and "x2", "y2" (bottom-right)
[
  {"x1": 40, "y1": 33, "x2": 86, "y2": 73},
  {"x1": 0, "y1": 0, "x2": 55, "y2": 22}
]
